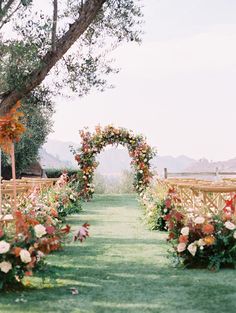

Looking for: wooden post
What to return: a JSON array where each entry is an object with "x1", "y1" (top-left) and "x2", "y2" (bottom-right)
[
  {"x1": 164, "y1": 168, "x2": 168, "y2": 179},
  {"x1": 0, "y1": 148, "x2": 1, "y2": 214},
  {"x1": 10, "y1": 144, "x2": 17, "y2": 213}
]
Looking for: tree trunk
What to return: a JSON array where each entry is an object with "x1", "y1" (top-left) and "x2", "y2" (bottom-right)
[{"x1": 0, "y1": 0, "x2": 106, "y2": 116}]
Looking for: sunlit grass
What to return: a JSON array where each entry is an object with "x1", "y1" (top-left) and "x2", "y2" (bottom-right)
[{"x1": 0, "y1": 194, "x2": 235, "y2": 313}]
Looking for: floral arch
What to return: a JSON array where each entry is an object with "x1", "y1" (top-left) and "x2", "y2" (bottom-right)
[{"x1": 74, "y1": 125, "x2": 156, "y2": 199}]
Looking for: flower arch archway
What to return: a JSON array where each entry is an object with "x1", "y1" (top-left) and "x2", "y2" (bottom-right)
[{"x1": 74, "y1": 125, "x2": 156, "y2": 199}]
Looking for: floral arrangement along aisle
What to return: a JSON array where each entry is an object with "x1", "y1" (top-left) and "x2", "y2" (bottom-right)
[
  {"x1": 0, "y1": 173, "x2": 87, "y2": 290},
  {"x1": 140, "y1": 182, "x2": 174, "y2": 231},
  {"x1": 74, "y1": 125, "x2": 156, "y2": 199},
  {"x1": 165, "y1": 192, "x2": 236, "y2": 270}
]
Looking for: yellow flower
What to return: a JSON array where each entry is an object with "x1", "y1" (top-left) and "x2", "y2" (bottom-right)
[{"x1": 203, "y1": 236, "x2": 216, "y2": 246}]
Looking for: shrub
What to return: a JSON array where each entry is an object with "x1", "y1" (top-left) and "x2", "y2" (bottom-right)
[
  {"x1": 45, "y1": 168, "x2": 79, "y2": 178},
  {"x1": 140, "y1": 183, "x2": 172, "y2": 230}
]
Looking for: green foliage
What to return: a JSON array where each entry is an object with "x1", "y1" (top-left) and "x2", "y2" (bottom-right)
[
  {"x1": 147, "y1": 198, "x2": 172, "y2": 231},
  {"x1": 45, "y1": 169, "x2": 79, "y2": 178},
  {"x1": 0, "y1": 41, "x2": 42, "y2": 92},
  {"x1": 54, "y1": 186, "x2": 82, "y2": 218},
  {"x1": 140, "y1": 184, "x2": 171, "y2": 231}
]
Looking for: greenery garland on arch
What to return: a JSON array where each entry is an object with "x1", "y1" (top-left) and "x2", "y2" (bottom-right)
[{"x1": 74, "y1": 125, "x2": 156, "y2": 199}]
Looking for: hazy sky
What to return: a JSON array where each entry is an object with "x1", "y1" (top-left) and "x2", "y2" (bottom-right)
[{"x1": 48, "y1": 0, "x2": 236, "y2": 161}]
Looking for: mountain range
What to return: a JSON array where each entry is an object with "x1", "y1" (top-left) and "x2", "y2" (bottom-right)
[{"x1": 41, "y1": 139, "x2": 236, "y2": 176}]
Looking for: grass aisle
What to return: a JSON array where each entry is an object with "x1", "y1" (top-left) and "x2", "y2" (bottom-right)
[{"x1": 1, "y1": 194, "x2": 236, "y2": 313}]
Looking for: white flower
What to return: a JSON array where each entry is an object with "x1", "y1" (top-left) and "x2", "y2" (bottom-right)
[
  {"x1": 0, "y1": 261, "x2": 12, "y2": 273},
  {"x1": 3, "y1": 214, "x2": 14, "y2": 221},
  {"x1": 197, "y1": 239, "x2": 206, "y2": 247},
  {"x1": 187, "y1": 242, "x2": 197, "y2": 256},
  {"x1": 181, "y1": 227, "x2": 190, "y2": 236},
  {"x1": 194, "y1": 216, "x2": 205, "y2": 224},
  {"x1": 177, "y1": 243, "x2": 186, "y2": 253},
  {"x1": 69, "y1": 194, "x2": 76, "y2": 201},
  {"x1": 0, "y1": 241, "x2": 10, "y2": 254},
  {"x1": 36, "y1": 251, "x2": 45, "y2": 262},
  {"x1": 224, "y1": 221, "x2": 236, "y2": 230},
  {"x1": 20, "y1": 249, "x2": 31, "y2": 263},
  {"x1": 34, "y1": 224, "x2": 47, "y2": 238}
]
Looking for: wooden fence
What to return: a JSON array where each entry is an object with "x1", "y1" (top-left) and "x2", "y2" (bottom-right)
[{"x1": 164, "y1": 168, "x2": 236, "y2": 180}]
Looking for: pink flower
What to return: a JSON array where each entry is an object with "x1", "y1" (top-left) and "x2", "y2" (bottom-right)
[
  {"x1": 194, "y1": 216, "x2": 205, "y2": 224},
  {"x1": 74, "y1": 223, "x2": 90, "y2": 242},
  {"x1": 177, "y1": 243, "x2": 186, "y2": 253},
  {"x1": 46, "y1": 226, "x2": 56, "y2": 235},
  {"x1": 224, "y1": 221, "x2": 236, "y2": 230},
  {"x1": 187, "y1": 242, "x2": 197, "y2": 256},
  {"x1": 0, "y1": 241, "x2": 10, "y2": 254}
]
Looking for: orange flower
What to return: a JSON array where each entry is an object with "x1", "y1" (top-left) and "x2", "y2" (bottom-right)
[
  {"x1": 204, "y1": 235, "x2": 216, "y2": 246},
  {"x1": 51, "y1": 208, "x2": 58, "y2": 218},
  {"x1": 202, "y1": 224, "x2": 214, "y2": 234},
  {"x1": 0, "y1": 101, "x2": 26, "y2": 154},
  {"x1": 12, "y1": 246, "x2": 22, "y2": 257},
  {"x1": 179, "y1": 235, "x2": 189, "y2": 243}
]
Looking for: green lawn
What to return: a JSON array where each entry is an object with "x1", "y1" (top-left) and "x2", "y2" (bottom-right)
[{"x1": 0, "y1": 194, "x2": 236, "y2": 313}]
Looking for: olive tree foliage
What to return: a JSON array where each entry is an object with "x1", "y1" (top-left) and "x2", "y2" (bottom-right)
[
  {"x1": 0, "y1": 0, "x2": 143, "y2": 115},
  {"x1": 0, "y1": 28, "x2": 54, "y2": 177},
  {"x1": 0, "y1": 0, "x2": 143, "y2": 177}
]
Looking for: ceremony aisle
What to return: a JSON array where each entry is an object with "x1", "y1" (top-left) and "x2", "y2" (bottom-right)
[{"x1": 0, "y1": 195, "x2": 236, "y2": 313}]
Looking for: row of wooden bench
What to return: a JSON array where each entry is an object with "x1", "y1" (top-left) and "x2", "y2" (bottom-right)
[
  {"x1": 159, "y1": 177, "x2": 236, "y2": 213},
  {"x1": 0, "y1": 178, "x2": 59, "y2": 215}
]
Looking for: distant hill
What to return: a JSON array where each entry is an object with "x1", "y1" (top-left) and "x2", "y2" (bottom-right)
[
  {"x1": 152, "y1": 155, "x2": 195, "y2": 174},
  {"x1": 39, "y1": 148, "x2": 75, "y2": 169},
  {"x1": 43, "y1": 139, "x2": 78, "y2": 166},
  {"x1": 185, "y1": 158, "x2": 236, "y2": 172},
  {"x1": 42, "y1": 139, "x2": 236, "y2": 174},
  {"x1": 42, "y1": 139, "x2": 196, "y2": 175}
]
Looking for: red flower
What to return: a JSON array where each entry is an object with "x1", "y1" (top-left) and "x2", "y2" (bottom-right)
[
  {"x1": 168, "y1": 232, "x2": 175, "y2": 240},
  {"x1": 179, "y1": 235, "x2": 188, "y2": 243},
  {"x1": 202, "y1": 224, "x2": 214, "y2": 234},
  {"x1": 165, "y1": 198, "x2": 172, "y2": 209},
  {"x1": 174, "y1": 211, "x2": 184, "y2": 221},
  {"x1": 0, "y1": 229, "x2": 4, "y2": 238},
  {"x1": 164, "y1": 213, "x2": 171, "y2": 221},
  {"x1": 168, "y1": 221, "x2": 175, "y2": 230},
  {"x1": 61, "y1": 224, "x2": 71, "y2": 234}
]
